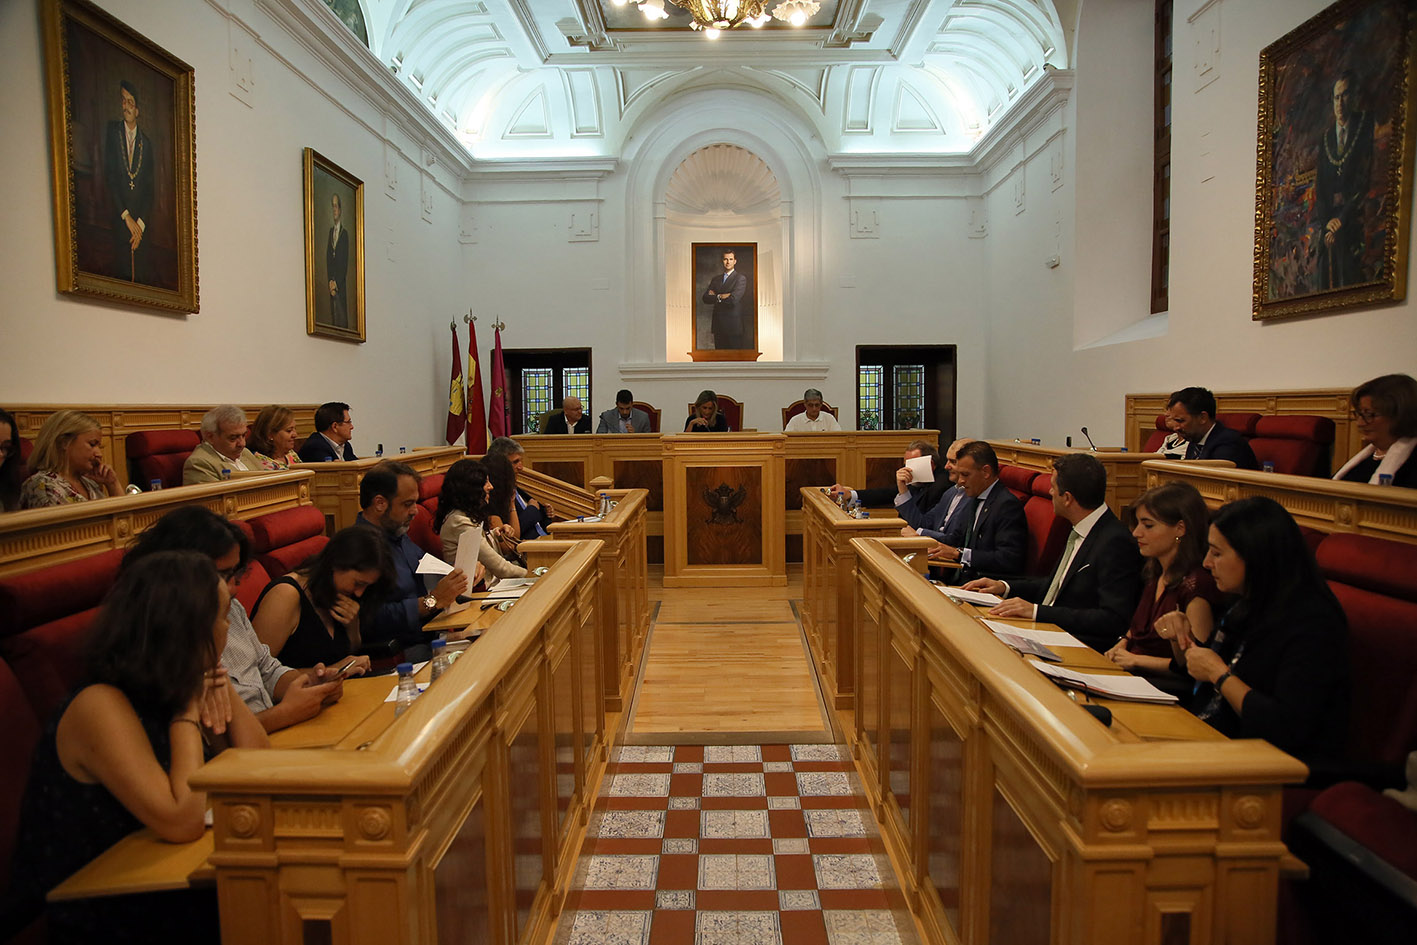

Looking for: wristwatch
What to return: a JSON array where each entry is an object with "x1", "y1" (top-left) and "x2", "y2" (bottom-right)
[
  {"x1": 1214, "y1": 670, "x2": 1233, "y2": 690},
  {"x1": 421, "y1": 594, "x2": 439, "y2": 612}
]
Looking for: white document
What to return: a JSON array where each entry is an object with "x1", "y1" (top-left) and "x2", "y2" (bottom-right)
[
  {"x1": 416, "y1": 553, "x2": 453, "y2": 576},
  {"x1": 905, "y1": 454, "x2": 935, "y2": 483},
  {"x1": 982, "y1": 619, "x2": 1082, "y2": 648},
  {"x1": 481, "y1": 583, "x2": 532, "y2": 601},
  {"x1": 445, "y1": 531, "x2": 486, "y2": 615},
  {"x1": 1029, "y1": 661, "x2": 1179, "y2": 704},
  {"x1": 938, "y1": 586, "x2": 1002, "y2": 606},
  {"x1": 489, "y1": 577, "x2": 536, "y2": 589}
]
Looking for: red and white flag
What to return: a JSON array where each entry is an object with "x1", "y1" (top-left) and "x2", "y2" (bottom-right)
[
  {"x1": 466, "y1": 319, "x2": 488, "y2": 454},
  {"x1": 488, "y1": 326, "x2": 509, "y2": 440},
  {"x1": 445, "y1": 322, "x2": 465, "y2": 446}
]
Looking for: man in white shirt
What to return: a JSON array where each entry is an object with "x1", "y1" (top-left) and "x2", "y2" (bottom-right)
[
  {"x1": 183, "y1": 405, "x2": 261, "y2": 484},
  {"x1": 784, "y1": 389, "x2": 842, "y2": 432}
]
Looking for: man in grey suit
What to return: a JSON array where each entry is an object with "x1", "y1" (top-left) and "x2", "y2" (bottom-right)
[{"x1": 597, "y1": 389, "x2": 652, "y2": 434}]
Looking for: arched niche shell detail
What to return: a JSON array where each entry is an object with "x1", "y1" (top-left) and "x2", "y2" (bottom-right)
[
  {"x1": 229, "y1": 804, "x2": 260, "y2": 838},
  {"x1": 1100, "y1": 798, "x2": 1132, "y2": 832},
  {"x1": 1233, "y1": 795, "x2": 1266, "y2": 829},
  {"x1": 358, "y1": 807, "x2": 392, "y2": 840}
]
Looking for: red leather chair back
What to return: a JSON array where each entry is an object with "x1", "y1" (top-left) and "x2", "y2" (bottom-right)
[
  {"x1": 246, "y1": 505, "x2": 328, "y2": 578},
  {"x1": 1023, "y1": 472, "x2": 1070, "y2": 577},
  {"x1": 125, "y1": 429, "x2": 200, "y2": 489},
  {"x1": 630, "y1": 402, "x2": 661, "y2": 433},
  {"x1": 685, "y1": 396, "x2": 744, "y2": 431},
  {"x1": 1143, "y1": 415, "x2": 1169, "y2": 453},
  {"x1": 1249, "y1": 415, "x2": 1335, "y2": 477},
  {"x1": 409, "y1": 504, "x2": 443, "y2": 559},
  {"x1": 782, "y1": 400, "x2": 840, "y2": 427}
]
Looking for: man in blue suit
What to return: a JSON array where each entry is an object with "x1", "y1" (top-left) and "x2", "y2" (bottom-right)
[
  {"x1": 1166, "y1": 387, "x2": 1259, "y2": 470},
  {"x1": 926, "y1": 441, "x2": 1027, "y2": 582},
  {"x1": 702, "y1": 250, "x2": 750, "y2": 350},
  {"x1": 297, "y1": 402, "x2": 358, "y2": 462}
]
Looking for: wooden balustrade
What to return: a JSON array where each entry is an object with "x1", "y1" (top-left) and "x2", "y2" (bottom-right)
[
  {"x1": 293, "y1": 446, "x2": 465, "y2": 533},
  {"x1": 526, "y1": 490, "x2": 651, "y2": 714},
  {"x1": 1142, "y1": 459, "x2": 1417, "y2": 544},
  {"x1": 7, "y1": 403, "x2": 319, "y2": 490},
  {"x1": 518, "y1": 466, "x2": 597, "y2": 520},
  {"x1": 191, "y1": 539, "x2": 608, "y2": 945},
  {"x1": 850, "y1": 537, "x2": 1306, "y2": 945},
  {"x1": 0, "y1": 470, "x2": 314, "y2": 577}
]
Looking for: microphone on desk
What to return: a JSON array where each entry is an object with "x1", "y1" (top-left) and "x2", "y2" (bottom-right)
[{"x1": 1080, "y1": 426, "x2": 1098, "y2": 451}]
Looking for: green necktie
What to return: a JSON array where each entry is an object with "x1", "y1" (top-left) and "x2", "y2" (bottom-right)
[{"x1": 1042, "y1": 529, "x2": 1080, "y2": 606}]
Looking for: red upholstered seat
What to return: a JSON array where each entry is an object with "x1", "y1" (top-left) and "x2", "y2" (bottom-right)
[
  {"x1": 124, "y1": 429, "x2": 200, "y2": 490},
  {"x1": 1309, "y1": 781, "x2": 1417, "y2": 880},
  {"x1": 631, "y1": 402, "x2": 661, "y2": 433},
  {"x1": 0, "y1": 548, "x2": 124, "y2": 640},
  {"x1": 246, "y1": 505, "x2": 327, "y2": 578},
  {"x1": 1143, "y1": 415, "x2": 1169, "y2": 453},
  {"x1": 781, "y1": 400, "x2": 840, "y2": 427},
  {"x1": 1216, "y1": 412, "x2": 1260, "y2": 436},
  {"x1": 0, "y1": 657, "x2": 42, "y2": 894},
  {"x1": 419, "y1": 473, "x2": 444, "y2": 518},
  {"x1": 685, "y1": 395, "x2": 743, "y2": 431},
  {"x1": 409, "y1": 504, "x2": 442, "y2": 559},
  {"x1": 1022, "y1": 472, "x2": 1070, "y2": 577},
  {"x1": 0, "y1": 606, "x2": 102, "y2": 725},
  {"x1": 1250, "y1": 415, "x2": 1335, "y2": 477},
  {"x1": 997, "y1": 464, "x2": 1037, "y2": 501},
  {"x1": 231, "y1": 560, "x2": 272, "y2": 616}
]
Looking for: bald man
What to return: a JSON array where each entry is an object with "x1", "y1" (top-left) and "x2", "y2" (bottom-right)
[{"x1": 545, "y1": 396, "x2": 591, "y2": 434}]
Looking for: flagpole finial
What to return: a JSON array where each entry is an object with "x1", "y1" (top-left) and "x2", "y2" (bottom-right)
[
  {"x1": 450, "y1": 320, "x2": 456, "y2": 331},
  {"x1": 493, "y1": 318, "x2": 506, "y2": 331},
  {"x1": 465, "y1": 310, "x2": 474, "y2": 324}
]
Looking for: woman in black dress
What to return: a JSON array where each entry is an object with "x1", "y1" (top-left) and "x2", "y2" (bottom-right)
[{"x1": 685, "y1": 389, "x2": 730, "y2": 432}]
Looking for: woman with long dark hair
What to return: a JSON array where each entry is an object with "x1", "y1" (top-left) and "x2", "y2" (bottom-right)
[
  {"x1": 434, "y1": 458, "x2": 526, "y2": 580},
  {"x1": 8, "y1": 552, "x2": 268, "y2": 942},
  {"x1": 1105, "y1": 481, "x2": 1223, "y2": 679},
  {"x1": 483, "y1": 451, "x2": 523, "y2": 559},
  {"x1": 1154, "y1": 496, "x2": 1348, "y2": 766},
  {"x1": 251, "y1": 526, "x2": 395, "y2": 670}
]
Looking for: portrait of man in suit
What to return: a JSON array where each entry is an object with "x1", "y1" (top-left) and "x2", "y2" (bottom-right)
[
  {"x1": 103, "y1": 79, "x2": 155, "y2": 285},
  {"x1": 305, "y1": 149, "x2": 364, "y2": 340},
  {"x1": 693, "y1": 243, "x2": 757, "y2": 356},
  {"x1": 325, "y1": 193, "x2": 350, "y2": 328}
]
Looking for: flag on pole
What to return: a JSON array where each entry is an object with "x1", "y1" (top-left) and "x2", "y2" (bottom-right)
[
  {"x1": 466, "y1": 318, "x2": 488, "y2": 454},
  {"x1": 488, "y1": 325, "x2": 509, "y2": 440},
  {"x1": 445, "y1": 323, "x2": 466, "y2": 445}
]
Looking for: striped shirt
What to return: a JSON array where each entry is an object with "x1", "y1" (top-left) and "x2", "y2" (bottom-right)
[{"x1": 221, "y1": 599, "x2": 292, "y2": 712}]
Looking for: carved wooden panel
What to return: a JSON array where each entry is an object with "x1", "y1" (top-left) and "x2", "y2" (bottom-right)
[
  {"x1": 785, "y1": 458, "x2": 836, "y2": 510},
  {"x1": 509, "y1": 700, "x2": 545, "y2": 940},
  {"x1": 614, "y1": 460, "x2": 663, "y2": 511},
  {"x1": 989, "y1": 786, "x2": 1052, "y2": 945},
  {"x1": 537, "y1": 460, "x2": 586, "y2": 489},
  {"x1": 865, "y1": 456, "x2": 899, "y2": 492},
  {"x1": 926, "y1": 697, "x2": 963, "y2": 931},
  {"x1": 684, "y1": 466, "x2": 763, "y2": 565},
  {"x1": 434, "y1": 795, "x2": 490, "y2": 944}
]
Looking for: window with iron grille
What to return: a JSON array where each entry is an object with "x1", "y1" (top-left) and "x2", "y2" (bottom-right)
[
  {"x1": 501, "y1": 348, "x2": 593, "y2": 435},
  {"x1": 892, "y1": 365, "x2": 924, "y2": 429},
  {"x1": 520, "y1": 368, "x2": 553, "y2": 435},
  {"x1": 858, "y1": 365, "x2": 883, "y2": 431}
]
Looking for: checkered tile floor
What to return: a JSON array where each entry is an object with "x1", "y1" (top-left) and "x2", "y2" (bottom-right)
[{"x1": 553, "y1": 744, "x2": 918, "y2": 945}]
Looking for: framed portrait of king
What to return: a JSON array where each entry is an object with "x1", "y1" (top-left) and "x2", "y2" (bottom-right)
[
  {"x1": 42, "y1": 0, "x2": 198, "y2": 313},
  {"x1": 1253, "y1": 0, "x2": 1417, "y2": 320},
  {"x1": 303, "y1": 148, "x2": 365, "y2": 342},
  {"x1": 690, "y1": 242, "x2": 759, "y2": 362}
]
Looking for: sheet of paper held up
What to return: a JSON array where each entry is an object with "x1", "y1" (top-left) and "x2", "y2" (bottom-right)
[
  {"x1": 416, "y1": 553, "x2": 453, "y2": 576},
  {"x1": 982, "y1": 619, "x2": 1082, "y2": 648},
  {"x1": 938, "y1": 586, "x2": 1002, "y2": 606},
  {"x1": 904, "y1": 454, "x2": 934, "y2": 483}
]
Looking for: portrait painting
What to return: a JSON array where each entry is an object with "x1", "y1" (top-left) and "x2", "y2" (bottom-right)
[
  {"x1": 1253, "y1": 0, "x2": 1416, "y2": 320},
  {"x1": 691, "y1": 242, "x2": 758, "y2": 361},
  {"x1": 42, "y1": 0, "x2": 198, "y2": 313},
  {"x1": 303, "y1": 148, "x2": 365, "y2": 342}
]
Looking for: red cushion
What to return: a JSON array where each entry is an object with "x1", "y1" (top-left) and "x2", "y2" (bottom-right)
[
  {"x1": 0, "y1": 607, "x2": 100, "y2": 723},
  {"x1": 997, "y1": 465, "x2": 1036, "y2": 501},
  {"x1": 1318, "y1": 534, "x2": 1417, "y2": 601},
  {"x1": 1254, "y1": 415, "x2": 1336, "y2": 444},
  {"x1": 1023, "y1": 496, "x2": 1070, "y2": 577},
  {"x1": 1308, "y1": 781, "x2": 1417, "y2": 880},
  {"x1": 1250, "y1": 415, "x2": 1336, "y2": 476},
  {"x1": 126, "y1": 430, "x2": 200, "y2": 490},
  {"x1": 0, "y1": 549, "x2": 124, "y2": 638},
  {"x1": 419, "y1": 474, "x2": 444, "y2": 503},
  {"x1": 246, "y1": 505, "x2": 326, "y2": 553},
  {"x1": 1143, "y1": 431, "x2": 1167, "y2": 452},
  {"x1": 0, "y1": 658, "x2": 42, "y2": 892},
  {"x1": 1031, "y1": 472, "x2": 1054, "y2": 498},
  {"x1": 257, "y1": 536, "x2": 326, "y2": 579},
  {"x1": 1216, "y1": 413, "x2": 1261, "y2": 436},
  {"x1": 409, "y1": 504, "x2": 442, "y2": 559},
  {"x1": 231, "y1": 561, "x2": 271, "y2": 616}
]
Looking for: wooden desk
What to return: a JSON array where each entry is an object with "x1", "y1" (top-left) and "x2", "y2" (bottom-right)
[{"x1": 851, "y1": 537, "x2": 1306, "y2": 945}]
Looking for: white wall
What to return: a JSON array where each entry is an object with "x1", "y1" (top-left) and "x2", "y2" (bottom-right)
[{"x1": 0, "y1": 0, "x2": 466, "y2": 451}]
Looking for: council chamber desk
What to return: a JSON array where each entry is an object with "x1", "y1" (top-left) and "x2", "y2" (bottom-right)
[{"x1": 850, "y1": 537, "x2": 1306, "y2": 945}]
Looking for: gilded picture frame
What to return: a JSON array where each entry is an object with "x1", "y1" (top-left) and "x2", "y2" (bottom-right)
[
  {"x1": 303, "y1": 148, "x2": 365, "y2": 342},
  {"x1": 42, "y1": 0, "x2": 198, "y2": 314},
  {"x1": 690, "y1": 242, "x2": 759, "y2": 362},
  {"x1": 1253, "y1": 0, "x2": 1416, "y2": 320}
]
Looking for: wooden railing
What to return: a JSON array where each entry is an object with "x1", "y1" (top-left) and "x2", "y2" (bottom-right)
[
  {"x1": 0, "y1": 470, "x2": 314, "y2": 577},
  {"x1": 518, "y1": 466, "x2": 597, "y2": 520},
  {"x1": 1142, "y1": 459, "x2": 1417, "y2": 544},
  {"x1": 192, "y1": 539, "x2": 608, "y2": 945},
  {"x1": 293, "y1": 447, "x2": 465, "y2": 533},
  {"x1": 530, "y1": 490, "x2": 650, "y2": 714},
  {"x1": 851, "y1": 537, "x2": 1306, "y2": 945},
  {"x1": 799, "y1": 488, "x2": 921, "y2": 713},
  {"x1": 7, "y1": 403, "x2": 319, "y2": 490},
  {"x1": 1125, "y1": 388, "x2": 1357, "y2": 475}
]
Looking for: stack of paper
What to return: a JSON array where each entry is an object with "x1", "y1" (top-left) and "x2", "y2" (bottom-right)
[
  {"x1": 938, "y1": 586, "x2": 1002, "y2": 606},
  {"x1": 1029, "y1": 661, "x2": 1179, "y2": 704},
  {"x1": 981, "y1": 620, "x2": 1082, "y2": 649}
]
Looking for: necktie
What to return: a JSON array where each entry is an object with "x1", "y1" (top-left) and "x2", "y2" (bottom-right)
[
  {"x1": 962, "y1": 497, "x2": 981, "y2": 547},
  {"x1": 1042, "y1": 529, "x2": 1080, "y2": 606}
]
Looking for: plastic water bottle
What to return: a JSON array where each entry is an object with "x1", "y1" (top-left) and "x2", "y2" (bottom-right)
[
  {"x1": 393, "y1": 662, "x2": 418, "y2": 717},
  {"x1": 220, "y1": 467, "x2": 231, "y2": 480},
  {"x1": 599, "y1": 492, "x2": 612, "y2": 518},
  {"x1": 429, "y1": 639, "x2": 450, "y2": 683},
  {"x1": 149, "y1": 479, "x2": 162, "y2": 491},
  {"x1": 375, "y1": 443, "x2": 384, "y2": 457}
]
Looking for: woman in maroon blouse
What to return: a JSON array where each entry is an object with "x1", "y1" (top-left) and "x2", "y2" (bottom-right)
[{"x1": 1104, "y1": 481, "x2": 1223, "y2": 680}]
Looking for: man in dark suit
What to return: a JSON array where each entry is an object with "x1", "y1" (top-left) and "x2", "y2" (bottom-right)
[
  {"x1": 297, "y1": 402, "x2": 358, "y2": 462},
  {"x1": 326, "y1": 193, "x2": 350, "y2": 328},
  {"x1": 924, "y1": 441, "x2": 1027, "y2": 581},
  {"x1": 104, "y1": 80, "x2": 155, "y2": 284},
  {"x1": 702, "y1": 250, "x2": 750, "y2": 349},
  {"x1": 1166, "y1": 387, "x2": 1259, "y2": 469},
  {"x1": 964, "y1": 453, "x2": 1142, "y2": 651},
  {"x1": 1315, "y1": 70, "x2": 1373, "y2": 290},
  {"x1": 545, "y1": 396, "x2": 591, "y2": 434},
  {"x1": 830, "y1": 440, "x2": 952, "y2": 523}
]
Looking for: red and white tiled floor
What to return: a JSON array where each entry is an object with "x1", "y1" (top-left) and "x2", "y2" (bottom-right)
[{"x1": 553, "y1": 743, "x2": 918, "y2": 945}]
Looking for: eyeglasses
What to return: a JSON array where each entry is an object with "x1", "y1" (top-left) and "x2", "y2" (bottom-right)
[{"x1": 1351, "y1": 408, "x2": 1382, "y2": 423}]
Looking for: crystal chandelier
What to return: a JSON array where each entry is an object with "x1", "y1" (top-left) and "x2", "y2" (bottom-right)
[{"x1": 613, "y1": 0, "x2": 820, "y2": 36}]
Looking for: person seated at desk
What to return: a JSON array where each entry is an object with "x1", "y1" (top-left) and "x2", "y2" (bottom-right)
[
  {"x1": 1103, "y1": 482, "x2": 1223, "y2": 685},
  {"x1": 830, "y1": 439, "x2": 951, "y2": 523},
  {"x1": 248, "y1": 404, "x2": 302, "y2": 470},
  {"x1": 296, "y1": 401, "x2": 357, "y2": 462},
  {"x1": 1157, "y1": 415, "x2": 1188, "y2": 459},
  {"x1": 485, "y1": 436, "x2": 552, "y2": 542},
  {"x1": 253, "y1": 525, "x2": 397, "y2": 669},
  {"x1": 685, "y1": 390, "x2": 730, "y2": 432},
  {"x1": 899, "y1": 437, "x2": 971, "y2": 537},
  {"x1": 544, "y1": 396, "x2": 592, "y2": 434},
  {"x1": 1334, "y1": 373, "x2": 1417, "y2": 487},
  {"x1": 18, "y1": 410, "x2": 123, "y2": 508},
  {"x1": 597, "y1": 389, "x2": 652, "y2": 434},
  {"x1": 921, "y1": 440, "x2": 1027, "y2": 581},
  {"x1": 1152, "y1": 496, "x2": 1348, "y2": 770},
  {"x1": 784, "y1": 388, "x2": 840, "y2": 432},
  {"x1": 0, "y1": 407, "x2": 22, "y2": 510},
  {"x1": 1165, "y1": 386, "x2": 1259, "y2": 469},
  {"x1": 8, "y1": 552, "x2": 268, "y2": 943},
  {"x1": 435, "y1": 458, "x2": 527, "y2": 582},
  {"x1": 124, "y1": 506, "x2": 349, "y2": 733},
  {"x1": 965, "y1": 452, "x2": 1142, "y2": 651},
  {"x1": 182, "y1": 405, "x2": 261, "y2": 485}
]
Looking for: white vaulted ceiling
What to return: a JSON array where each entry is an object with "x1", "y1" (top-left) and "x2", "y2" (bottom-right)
[{"x1": 344, "y1": 0, "x2": 1071, "y2": 160}]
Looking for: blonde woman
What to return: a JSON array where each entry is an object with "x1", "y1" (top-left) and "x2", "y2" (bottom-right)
[
  {"x1": 19, "y1": 410, "x2": 123, "y2": 508},
  {"x1": 249, "y1": 405, "x2": 302, "y2": 470},
  {"x1": 684, "y1": 389, "x2": 729, "y2": 432}
]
